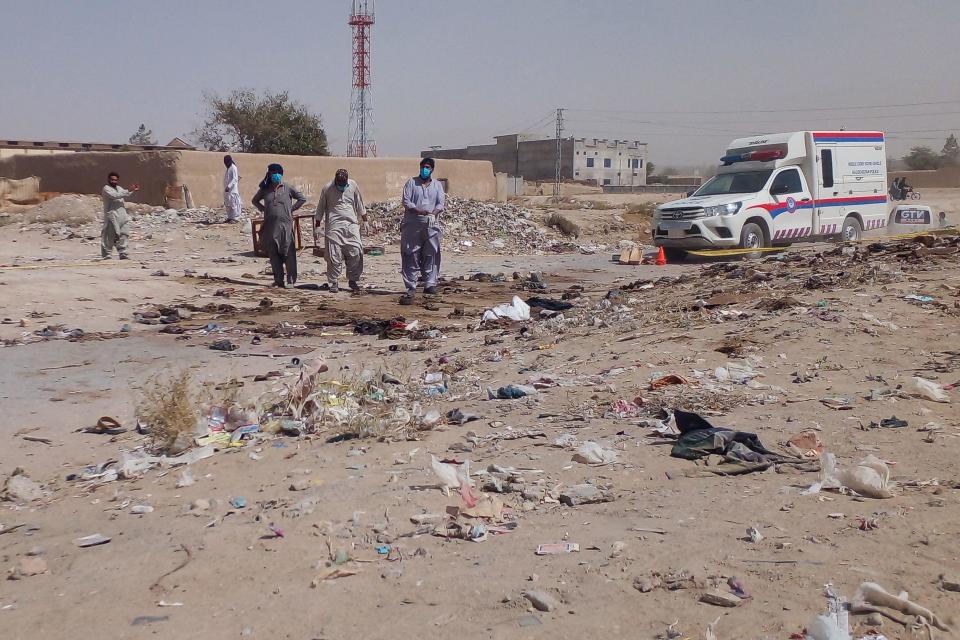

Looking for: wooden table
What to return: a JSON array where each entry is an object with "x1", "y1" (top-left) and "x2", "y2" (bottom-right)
[{"x1": 250, "y1": 213, "x2": 317, "y2": 257}]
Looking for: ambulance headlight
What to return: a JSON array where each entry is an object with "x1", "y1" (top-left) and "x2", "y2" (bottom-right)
[
  {"x1": 721, "y1": 201, "x2": 742, "y2": 216},
  {"x1": 703, "y1": 202, "x2": 741, "y2": 217}
]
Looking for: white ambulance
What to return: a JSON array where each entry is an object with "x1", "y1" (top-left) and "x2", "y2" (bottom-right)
[{"x1": 653, "y1": 131, "x2": 888, "y2": 256}]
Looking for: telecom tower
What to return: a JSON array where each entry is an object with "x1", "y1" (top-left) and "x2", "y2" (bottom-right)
[{"x1": 347, "y1": 0, "x2": 376, "y2": 157}]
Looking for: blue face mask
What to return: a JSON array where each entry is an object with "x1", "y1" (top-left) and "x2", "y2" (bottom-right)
[
  {"x1": 420, "y1": 167, "x2": 432, "y2": 179},
  {"x1": 270, "y1": 173, "x2": 282, "y2": 184},
  {"x1": 336, "y1": 184, "x2": 347, "y2": 193}
]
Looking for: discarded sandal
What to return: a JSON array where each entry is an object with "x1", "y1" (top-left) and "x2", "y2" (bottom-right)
[{"x1": 83, "y1": 416, "x2": 127, "y2": 435}]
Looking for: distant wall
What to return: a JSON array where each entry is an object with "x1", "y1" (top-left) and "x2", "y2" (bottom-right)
[
  {"x1": 0, "y1": 151, "x2": 179, "y2": 205},
  {"x1": 0, "y1": 151, "x2": 496, "y2": 208},
  {"x1": 175, "y1": 151, "x2": 496, "y2": 207},
  {"x1": 894, "y1": 167, "x2": 960, "y2": 189}
]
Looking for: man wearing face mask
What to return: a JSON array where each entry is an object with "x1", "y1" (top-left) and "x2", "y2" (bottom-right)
[
  {"x1": 399, "y1": 157, "x2": 445, "y2": 304},
  {"x1": 252, "y1": 163, "x2": 307, "y2": 288},
  {"x1": 316, "y1": 168, "x2": 366, "y2": 293},
  {"x1": 101, "y1": 172, "x2": 139, "y2": 259}
]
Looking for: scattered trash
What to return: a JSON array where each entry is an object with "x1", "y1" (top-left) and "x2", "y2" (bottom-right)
[
  {"x1": 481, "y1": 296, "x2": 531, "y2": 323},
  {"x1": 670, "y1": 410, "x2": 783, "y2": 469},
  {"x1": 1, "y1": 468, "x2": 46, "y2": 503},
  {"x1": 866, "y1": 416, "x2": 908, "y2": 429},
  {"x1": 74, "y1": 533, "x2": 111, "y2": 548},
  {"x1": 851, "y1": 581, "x2": 950, "y2": 632},
  {"x1": 571, "y1": 441, "x2": 618, "y2": 465},
  {"x1": 699, "y1": 589, "x2": 743, "y2": 607},
  {"x1": 806, "y1": 453, "x2": 894, "y2": 499},
  {"x1": 559, "y1": 484, "x2": 614, "y2": 506},
  {"x1": 524, "y1": 590, "x2": 559, "y2": 612},
  {"x1": 487, "y1": 384, "x2": 536, "y2": 400},
  {"x1": 536, "y1": 543, "x2": 580, "y2": 555},
  {"x1": 911, "y1": 376, "x2": 950, "y2": 403},
  {"x1": 786, "y1": 430, "x2": 823, "y2": 459}
]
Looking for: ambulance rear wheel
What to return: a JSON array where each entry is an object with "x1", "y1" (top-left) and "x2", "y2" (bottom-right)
[
  {"x1": 841, "y1": 217, "x2": 862, "y2": 242},
  {"x1": 739, "y1": 223, "x2": 766, "y2": 252}
]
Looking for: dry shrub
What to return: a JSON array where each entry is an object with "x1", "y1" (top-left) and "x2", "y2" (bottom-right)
[
  {"x1": 625, "y1": 202, "x2": 657, "y2": 216},
  {"x1": 137, "y1": 370, "x2": 200, "y2": 453}
]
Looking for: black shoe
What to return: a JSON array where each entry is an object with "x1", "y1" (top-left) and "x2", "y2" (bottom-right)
[
  {"x1": 424, "y1": 286, "x2": 438, "y2": 295},
  {"x1": 329, "y1": 284, "x2": 339, "y2": 293},
  {"x1": 118, "y1": 253, "x2": 130, "y2": 260},
  {"x1": 399, "y1": 293, "x2": 414, "y2": 305},
  {"x1": 348, "y1": 280, "x2": 360, "y2": 292}
]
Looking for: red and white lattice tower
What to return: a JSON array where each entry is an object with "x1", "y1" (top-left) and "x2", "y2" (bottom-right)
[{"x1": 347, "y1": 0, "x2": 376, "y2": 157}]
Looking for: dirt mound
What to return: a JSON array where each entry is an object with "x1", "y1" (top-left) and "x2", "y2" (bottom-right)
[{"x1": 18, "y1": 194, "x2": 102, "y2": 227}]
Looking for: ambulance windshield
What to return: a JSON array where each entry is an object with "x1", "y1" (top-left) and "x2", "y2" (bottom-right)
[{"x1": 694, "y1": 170, "x2": 772, "y2": 196}]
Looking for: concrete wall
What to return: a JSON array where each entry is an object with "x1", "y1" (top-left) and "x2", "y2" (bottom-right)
[
  {"x1": 0, "y1": 150, "x2": 496, "y2": 207},
  {"x1": 894, "y1": 167, "x2": 960, "y2": 189},
  {"x1": 428, "y1": 134, "x2": 574, "y2": 181},
  {"x1": 0, "y1": 151, "x2": 179, "y2": 205}
]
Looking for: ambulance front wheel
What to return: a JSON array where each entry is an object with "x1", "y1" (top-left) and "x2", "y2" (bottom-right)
[
  {"x1": 841, "y1": 216, "x2": 862, "y2": 242},
  {"x1": 739, "y1": 222, "x2": 767, "y2": 251}
]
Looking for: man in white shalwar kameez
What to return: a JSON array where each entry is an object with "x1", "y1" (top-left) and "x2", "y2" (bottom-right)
[
  {"x1": 223, "y1": 155, "x2": 241, "y2": 222},
  {"x1": 316, "y1": 168, "x2": 366, "y2": 293}
]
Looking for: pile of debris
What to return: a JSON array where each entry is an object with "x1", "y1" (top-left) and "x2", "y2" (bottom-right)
[{"x1": 364, "y1": 198, "x2": 579, "y2": 254}]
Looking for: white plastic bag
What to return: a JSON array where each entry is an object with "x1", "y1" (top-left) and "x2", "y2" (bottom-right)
[
  {"x1": 805, "y1": 453, "x2": 893, "y2": 499},
  {"x1": 481, "y1": 296, "x2": 530, "y2": 322},
  {"x1": 911, "y1": 376, "x2": 950, "y2": 403},
  {"x1": 804, "y1": 615, "x2": 850, "y2": 640},
  {"x1": 572, "y1": 441, "x2": 618, "y2": 465}
]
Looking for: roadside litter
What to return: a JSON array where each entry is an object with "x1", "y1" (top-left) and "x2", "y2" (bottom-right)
[
  {"x1": 670, "y1": 410, "x2": 785, "y2": 469},
  {"x1": 804, "y1": 453, "x2": 894, "y2": 499},
  {"x1": 481, "y1": 296, "x2": 530, "y2": 323}
]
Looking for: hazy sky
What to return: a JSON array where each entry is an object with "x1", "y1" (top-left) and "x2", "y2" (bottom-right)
[{"x1": 4, "y1": 0, "x2": 960, "y2": 166}]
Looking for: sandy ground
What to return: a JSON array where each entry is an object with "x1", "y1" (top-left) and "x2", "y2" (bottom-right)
[{"x1": 1, "y1": 191, "x2": 959, "y2": 640}]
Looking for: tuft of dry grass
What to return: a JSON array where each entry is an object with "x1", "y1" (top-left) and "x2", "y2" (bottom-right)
[
  {"x1": 625, "y1": 202, "x2": 657, "y2": 216},
  {"x1": 137, "y1": 370, "x2": 200, "y2": 453}
]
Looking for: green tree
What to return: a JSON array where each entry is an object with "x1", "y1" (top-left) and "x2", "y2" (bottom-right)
[
  {"x1": 902, "y1": 146, "x2": 941, "y2": 170},
  {"x1": 941, "y1": 134, "x2": 959, "y2": 166},
  {"x1": 646, "y1": 161, "x2": 655, "y2": 177},
  {"x1": 128, "y1": 124, "x2": 156, "y2": 145},
  {"x1": 193, "y1": 89, "x2": 329, "y2": 156}
]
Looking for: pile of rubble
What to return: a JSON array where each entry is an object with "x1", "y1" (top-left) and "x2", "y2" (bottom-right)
[{"x1": 364, "y1": 198, "x2": 580, "y2": 254}]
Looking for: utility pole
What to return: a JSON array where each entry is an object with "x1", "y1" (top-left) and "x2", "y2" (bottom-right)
[{"x1": 553, "y1": 107, "x2": 564, "y2": 199}]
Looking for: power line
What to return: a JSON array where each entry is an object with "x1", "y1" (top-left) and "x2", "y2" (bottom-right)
[{"x1": 565, "y1": 98, "x2": 960, "y2": 116}]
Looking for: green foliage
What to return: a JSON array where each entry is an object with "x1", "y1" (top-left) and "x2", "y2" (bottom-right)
[
  {"x1": 941, "y1": 134, "x2": 959, "y2": 166},
  {"x1": 128, "y1": 124, "x2": 156, "y2": 145},
  {"x1": 194, "y1": 89, "x2": 329, "y2": 156},
  {"x1": 903, "y1": 146, "x2": 941, "y2": 170}
]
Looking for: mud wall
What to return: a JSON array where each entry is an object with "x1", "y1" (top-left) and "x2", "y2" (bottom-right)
[
  {"x1": 894, "y1": 167, "x2": 960, "y2": 188},
  {"x1": 0, "y1": 152, "x2": 179, "y2": 205},
  {"x1": 174, "y1": 151, "x2": 496, "y2": 207},
  {"x1": 0, "y1": 151, "x2": 497, "y2": 207}
]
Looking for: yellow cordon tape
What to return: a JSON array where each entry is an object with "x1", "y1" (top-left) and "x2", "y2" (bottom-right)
[
  {"x1": 0, "y1": 261, "x2": 118, "y2": 270},
  {"x1": 684, "y1": 228, "x2": 955, "y2": 258}
]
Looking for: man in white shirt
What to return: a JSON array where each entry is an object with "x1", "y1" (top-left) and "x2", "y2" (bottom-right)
[
  {"x1": 101, "y1": 171, "x2": 139, "y2": 259},
  {"x1": 223, "y1": 155, "x2": 241, "y2": 222},
  {"x1": 316, "y1": 168, "x2": 366, "y2": 293}
]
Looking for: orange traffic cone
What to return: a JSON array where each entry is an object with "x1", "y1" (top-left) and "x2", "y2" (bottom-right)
[{"x1": 655, "y1": 246, "x2": 667, "y2": 266}]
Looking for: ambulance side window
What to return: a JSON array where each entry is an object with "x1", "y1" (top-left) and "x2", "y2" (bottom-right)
[
  {"x1": 821, "y1": 149, "x2": 834, "y2": 188},
  {"x1": 770, "y1": 169, "x2": 803, "y2": 195}
]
